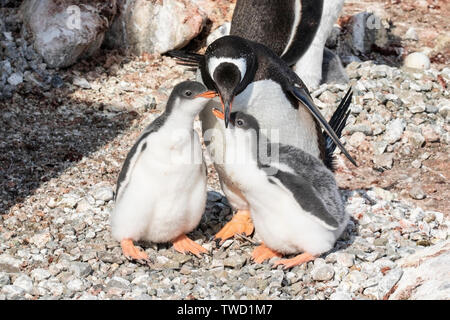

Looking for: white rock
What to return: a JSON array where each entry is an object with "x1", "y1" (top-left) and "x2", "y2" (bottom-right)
[
  {"x1": 384, "y1": 119, "x2": 405, "y2": 144},
  {"x1": 404, "y1": 52, "x2": 431, "y2": 70},
  {"x1": 31, "y1": 268, "x2": 51, "y2": 281},
  {"x1": 0, "y1": 254, "x2": 22, "y2": 273},
  {"x1": 91, "y1": 185, "x2": 114, "y2": 202},
  {"x1": 311, "y1": 265, "x2": 335, "y2": 281},
  {"x1": 390, "y1": 240, "x2": 450, "y2": 300},
  {"x1": 104, "y1": 0, "x2": 206, "y2": 55},
  {"x1": 7, "y1": 72, "x2": 23, "y2": 86},
  {"x1": 29, "y1": 232, "x2": 51, "y2": 249},
  {"x1": 330, "y1": 291, "x2": 352, "y2": 300},
  {"x1": 20, "y1": 0, "x2": 115, "y2": 68},
  {"x1": 67, "y1": 279, "x2": 84, "y2": 291},
  {"x1": 13, "y1": 274, "x2": 33, "y2": 293},
  {"x1": 72, "y1": 77, "x2": 91, "y2": 89},
  {"x1": 0, "y1": 272, "x2": 11, "y2": 285},
  {"x1": 1, "y1": 285, "x2": 25, "y2": 300},
  {"x1": 336, "y1": 253, "x2": 355, "y2": 267},
  {"x1": 404, "y1": 27, "x2": 418, "y2": 41}
]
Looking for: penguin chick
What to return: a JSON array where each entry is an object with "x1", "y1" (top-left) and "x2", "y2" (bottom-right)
[
  {"x1": 224, "y1": 112, "x2": 349, "y2": 269},
  {"x1": 111, "y1": 81, "x2": 216, "y2": 262}
]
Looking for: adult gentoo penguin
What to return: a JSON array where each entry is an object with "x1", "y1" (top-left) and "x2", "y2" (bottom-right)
[
  {"x1": 176, "y1": 0, "x2": 347, "y2": 88},
  {"x1": 111, "y1": 81, "x2": 215, "y2": 261},
  {"x1": 224, "y1": 112, "x2": 349, "y2": 269},
  {"x1": 196, "y1": 35, "x2": 355, "y2": 242}
]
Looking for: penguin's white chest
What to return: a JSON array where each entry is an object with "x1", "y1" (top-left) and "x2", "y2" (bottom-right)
[
  {"x1": 233, "y1": 80, "x2": 320, "y2": 157},
  {"x1": 239, "y1": 174, "x2": 338, "y2": 256},
  {"x1": 111, "y1": 129, "x2": 207, "y2": 243}
]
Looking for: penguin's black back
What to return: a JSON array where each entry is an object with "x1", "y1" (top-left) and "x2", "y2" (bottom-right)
[
  {"x1": 230, "y1": 0, "x2": 295, "y2": 57},
  {"x1": 230, "y1": 0, "x2": 323, "y2": 66}
]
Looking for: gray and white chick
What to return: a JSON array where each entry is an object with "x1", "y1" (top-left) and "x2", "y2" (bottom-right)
[
  {"x1": 222, "y1": 111, "x2": 349, "y2": 269},
  {"x1": 111, "y1": 81, "x2": 216, "y2": 261}
]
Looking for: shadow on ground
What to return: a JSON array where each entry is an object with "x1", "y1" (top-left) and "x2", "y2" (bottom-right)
[{"x1": 0, "y1": 83, "x2": 138, "y2": 214}]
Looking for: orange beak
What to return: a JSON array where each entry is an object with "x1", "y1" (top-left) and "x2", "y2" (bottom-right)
[
  {"x1": 212, "y1": 108, "x2": 225, "y2": 120},
  {"x1": 195, "y1": 90, "x2": 218, "y2": 99}
]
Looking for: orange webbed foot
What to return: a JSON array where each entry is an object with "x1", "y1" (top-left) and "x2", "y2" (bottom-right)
[
  {"x1": 272, "y1": 252, "x2": 315, "y2": 269},
  {"x1": 172, "y1": 234, "x2": 208, "y2": 258},
  {"x1": 251, "y1": 243, "x2": 282, "y2": 264},
  {"x1": 121, "y1": 239, "x2": 149, "y2": 262},
  {"x1": 215, "y1": 209, "x2": 254, "y2": 244}
]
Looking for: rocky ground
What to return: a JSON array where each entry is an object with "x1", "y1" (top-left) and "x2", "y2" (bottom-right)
[{"x1": 0, "y1": 1, "x2": 449, "y2": 300}]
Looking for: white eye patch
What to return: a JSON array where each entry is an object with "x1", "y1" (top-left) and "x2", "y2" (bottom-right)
[{"x1": 208, "y1": 57, "x2": 247, "y2": 80}]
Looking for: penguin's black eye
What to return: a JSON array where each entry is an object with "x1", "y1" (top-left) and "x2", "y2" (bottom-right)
[
  {"x1": 236, "y1": 119, "x2": 245, "y2": 127},
  {"x1": 185, "y1": 90, "x2": 192, "y2": 97}
]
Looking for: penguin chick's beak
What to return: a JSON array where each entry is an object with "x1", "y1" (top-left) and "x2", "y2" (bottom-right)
[{"x1": 195, "y1": 90, "x2": 218, "y2": 99}]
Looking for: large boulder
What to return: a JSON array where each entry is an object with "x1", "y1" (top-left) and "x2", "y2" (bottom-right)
[
  {"x1": 389, "y1": 240, "x2": 450, "y2": 300},
  {"x1": 20, "y1": 0, "x2": 117, "y2": 68},
  {"x1": 104, "y1": 0, "x2": 206, "y2": 55}
]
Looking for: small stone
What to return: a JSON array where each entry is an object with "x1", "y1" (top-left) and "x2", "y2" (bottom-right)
[
  {"x1": 404, "y1": 52, "x2": 430, "y2": 70},
  {"x1": 408, "y1": 104, "x2": 426, "y2": 113},
  {"x1": 156, "y1": 256, "x2": 170, "y2": 265},
  {"x1": 348, "y1": 132, "x2": 366, "y2": 147},
  {"x1": 329, "y1": 291, "x2": 352, "y2": 300},
  {"x1": 51, "y1": 75, "x2": 64, "y2": 88},
  {"x1": 106, "y1": 277, "x2": 130, "y2": 290},
  {"x1": 91, "y1": 185, "x2": 114, "y2": 202},
  {"x1": 373, "y1": 153, "x2": 394, "y2": 170},
  {"x1": 421, "y1": 126, "x2": 440, "y2": 143},
  {"x1": 372, "y1": 141, "x2": 388, "y2": 155},
  {"x1": 224, "y1": 255, "x2": 247, "y2": 269},
  {"x1": 29, "y1": 232, "x2": 51, "y2": 249},
  {"x1": 407, "y1": 132, "x2": 425, "y2": 148},
  {"x1": 67, "y1": 279, "x2": 84, "y2": 291},
  {"x1": 409, "y1": 187, "x2": 426, "y2": 200},
  {"x1": 1, "y1": 285, "x2": 25, "y2": 300},
  {"x1": 7, "y1": 72, "x2": 23, "y2": 86},
  {"x1": 336, "y1": 253, "x2": 355, "y2": 267},
  {"x1": 411, "y1": 159, "x2": 422, "y2": 168},
  {"x1": 13, "y1": 275, "x2": 33, "y2": 293},
  {"x1": 47, "y1": 197, "x2": 59, "y2": 209},
  {"x1": 404, "y1": 28, "x2": 418, "y2": 41},
  {"x1": 31, "y1": 268, "x2": 51, "y2": 281},
  {"x1": 319, "y1": 91, "x2": 338, "y2": 104},
  {"x1": 384, "y1": 119, "x2": 405, "y2": 144},
  {"x1": 0, "y1": 272, "x2": 10, "y2": 285},
  {"x1": 311, "y1": 265, "x2": 335, "y2": 281},
  {"x1": 0, "y1": 254, "x2": 22, "y2": 273},
  {"x1": 70, "y1": 262, "x2": 93, "y2": 277},
  {"x1": 73, "y1": 77, "x2": 91, "y2": 89}
]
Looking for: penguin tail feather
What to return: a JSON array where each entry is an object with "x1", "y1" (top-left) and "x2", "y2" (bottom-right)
[
  {"x1": 323, "y1": 88, "x2": 352, "y2": 171},
  {"x1": 165, "y1": 50, "x2": 203, "y2": 67}
]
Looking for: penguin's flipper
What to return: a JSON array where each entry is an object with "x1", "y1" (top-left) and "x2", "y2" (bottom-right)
[
  {"x1": 273, "y1": 170, "x2": 339, "y2": 230},
  {"x1": 252, "y1": 243, "x2": 282, "y2": 264},
  {"x1": 214, "y1": 209, "x2": 254, "y2": 244},
  {"x1": 272, "y1": 252, "x2": 315, "y2": 269},
  {"x1": 290, "y1": 85, "x2": 357, "y2": 167},
  {"x1": 165, "y1": 50, "x2": 203, "y2": 67},
  {"x1": 121, "y1": 239, "x2": 150, "y2": 262},
  {"x1": 172, "y1": 234, "x2": 208, "y2": 258}
]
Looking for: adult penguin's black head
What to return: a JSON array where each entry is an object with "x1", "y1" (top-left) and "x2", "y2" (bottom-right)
[{"x1": 201, "y1": 36, "x2": 257, "y2": 128}]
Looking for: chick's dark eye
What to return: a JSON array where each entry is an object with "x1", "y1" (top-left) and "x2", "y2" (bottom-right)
[
  {"x1": 185, "y1": 90, "x2": 192, "y2": 97},
  {"x1": 236, "y1": 119, "x2": 244, "y2": 127}
]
